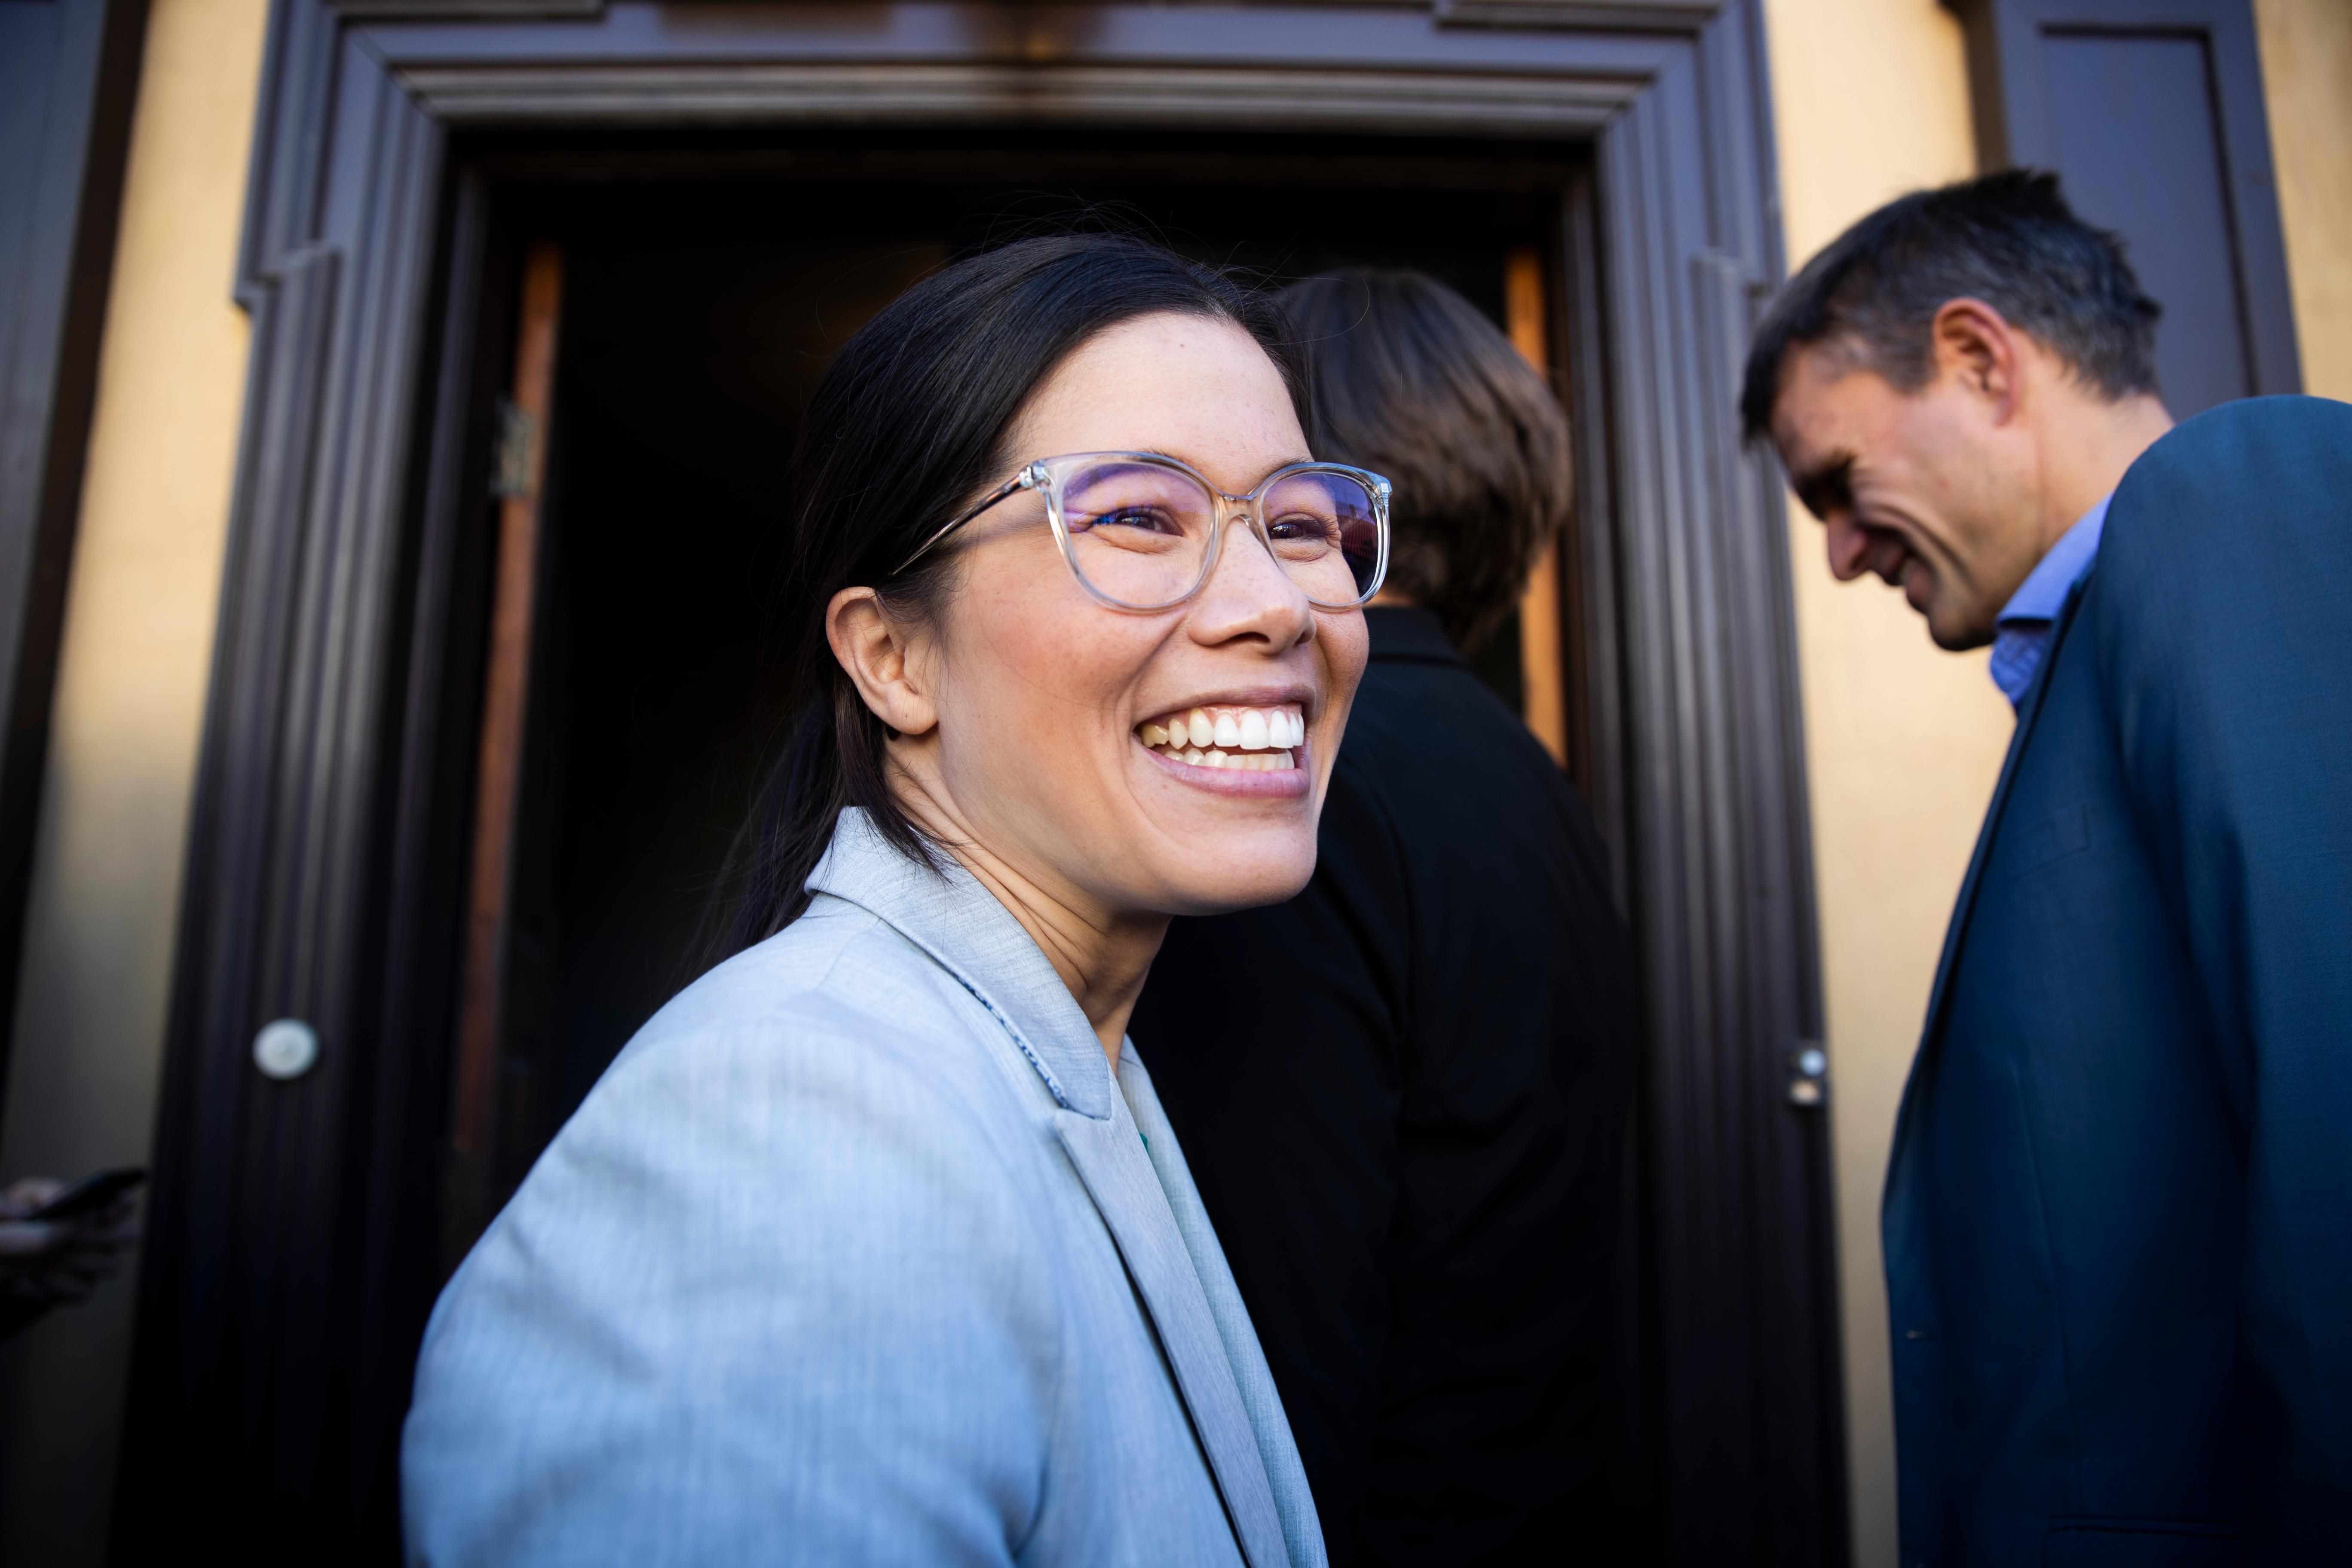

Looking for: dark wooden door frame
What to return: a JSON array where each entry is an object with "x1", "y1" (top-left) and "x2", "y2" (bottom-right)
[{"x1": 124, "y1": 3, "x2": 1845, "y2": 1561}]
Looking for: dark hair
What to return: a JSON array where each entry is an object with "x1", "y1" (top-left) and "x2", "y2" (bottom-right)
[
  {"x1": 1739, "y1": 169, "x2": 2162, "y2": 442},
  {"x1": 1279, "y1": 269, "x2": 1569, "y2": 651},
  {"x1": 708, "y1": 232, "x2": 1310, "y2": 958}
]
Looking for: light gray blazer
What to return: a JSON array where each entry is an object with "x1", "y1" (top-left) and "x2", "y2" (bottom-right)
[{"x1": 402, "y1": 810, "x2": 1325, "y2": 1568}]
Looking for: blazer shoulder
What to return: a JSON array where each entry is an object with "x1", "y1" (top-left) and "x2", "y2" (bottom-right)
[
  {"x1": 2107, "y1": 396, "x2": 2352, "y2": 561},
  {"x1": 2092, "y1": 396, "x2": 2352, "y2": 645},
  {"x1": 407, "y1": 898, "x2": 1080, "y2": 1563},
  {"x1": 511, "y1": 899, "x2": 1059, "y2": 1255},
  {"x1": 614, "y1": 897, "x2": 998, "y2": 1085},
  {"x1": 418, "y1": 895, "x2": 1076, "y2": 1420}
]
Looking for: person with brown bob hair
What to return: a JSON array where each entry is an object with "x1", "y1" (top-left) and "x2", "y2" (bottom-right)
[
  {"x1": 1297, "y1": 269, "x2": 1573, "y2": 652},
  {"x1": 1133, "y1": 267, "x2": 1635, "y2": 1567}
]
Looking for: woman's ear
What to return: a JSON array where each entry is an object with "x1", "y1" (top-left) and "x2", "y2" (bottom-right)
[{"x1": 826, "y1": 587, "x2": 938, "y2": 737}]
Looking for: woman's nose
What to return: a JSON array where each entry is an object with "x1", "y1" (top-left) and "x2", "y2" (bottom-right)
[{"x1": 1188, "y1": 517, "x2": 1316, "y2": 648}]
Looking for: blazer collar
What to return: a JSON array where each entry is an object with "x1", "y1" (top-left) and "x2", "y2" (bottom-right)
[
  {"x1": 1890, "y1": 570, "x2": 2095, "y2": 1183},
  {"x1": 1052, "y1": 1104, "x2": 1297, "y2": 1568},
  {"x1": 805, "y1": 808, "x2": 1115, "y2": 1120},
  {"x1": 805, "y1": 810, "x2": 1302, "y2": 1567},
  {"x1": 1121, "y1": 1055, "x2": 1326, "y2": 1568}
]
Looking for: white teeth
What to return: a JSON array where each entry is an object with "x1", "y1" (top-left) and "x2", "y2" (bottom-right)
[
  {"x1": 1147, "y1": 737, "x2": 1294, "y2": 772},
  {"x1": 1145, "y1": 706, "x2": 1303, "y2": 761}
]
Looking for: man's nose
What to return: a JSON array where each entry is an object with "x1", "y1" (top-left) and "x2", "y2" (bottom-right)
[{"x1": 1823, "y1": 511, "x2": 1871, "y2": 582}]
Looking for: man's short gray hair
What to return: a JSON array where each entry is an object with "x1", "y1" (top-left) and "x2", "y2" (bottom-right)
[{"x1": 1740, "y1": 169, "x2": 2162, "y2": 442}]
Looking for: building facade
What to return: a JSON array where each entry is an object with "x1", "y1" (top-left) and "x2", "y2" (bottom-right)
[{"x1": 0, "y1": 0, "x2": 2344, "y2": 1562}]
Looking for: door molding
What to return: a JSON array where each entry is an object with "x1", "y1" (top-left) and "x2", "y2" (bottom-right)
[{"x1": 125, "y1": 3, "x2": 1845, "y2": 1561}]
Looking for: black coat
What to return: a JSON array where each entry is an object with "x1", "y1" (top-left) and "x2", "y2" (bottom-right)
[
  {"x1": 1131, "y1": 606, "x2": 1635, "y2": 1567},
  {"x1": 1887, "y1": 397, "x2": 2352, "y2": 1565}
]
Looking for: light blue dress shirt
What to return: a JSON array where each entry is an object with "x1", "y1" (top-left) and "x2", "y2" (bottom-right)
[
  {"x1": 404, "y1": 808, "x2": 1326, "y2": 1568},
  {"x1": 1987, "y1": 492, "x2": 2111, "y2": 708}
]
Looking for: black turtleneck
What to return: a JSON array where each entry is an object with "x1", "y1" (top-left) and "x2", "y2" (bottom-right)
[{"x1": 1131, "y1": 605, "x2": 1635, "y2": 1567}]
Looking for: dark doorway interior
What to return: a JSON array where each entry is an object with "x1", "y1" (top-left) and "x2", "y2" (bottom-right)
[
  {"x1": 462, "y1": 147, "x2": 1580, "y2": 1243},
  {"x1": 484, "y1": 233, "x2": 946, "y2": 1219}
]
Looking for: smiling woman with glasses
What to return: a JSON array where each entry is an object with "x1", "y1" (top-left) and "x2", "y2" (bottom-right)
[{"x1": 402, "y1": 233, "x2": 1375, "y2": 1567}]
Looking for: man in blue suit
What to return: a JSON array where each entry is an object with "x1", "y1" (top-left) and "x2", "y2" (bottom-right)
[{"x1": 1743, "y1": 169, "x2": 2351, "y2": 1565}]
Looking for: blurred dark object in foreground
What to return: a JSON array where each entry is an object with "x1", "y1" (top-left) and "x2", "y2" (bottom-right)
[{"x1": 0, "y1": 1174, "x2": 141, "y2": 1340}]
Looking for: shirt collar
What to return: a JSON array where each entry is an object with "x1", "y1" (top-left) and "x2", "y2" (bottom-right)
[
  {"x1": 1996, "y1": 491, "x2": 2112, "y2": 629},
  {"x1": 1364, "y1": 604, "x2": 1464, "y2": 666}
]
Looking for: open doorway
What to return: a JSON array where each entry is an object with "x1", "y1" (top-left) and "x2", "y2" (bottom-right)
[{"x1": 447, "y1": 144, "x2": 1588, "y2": 1246}]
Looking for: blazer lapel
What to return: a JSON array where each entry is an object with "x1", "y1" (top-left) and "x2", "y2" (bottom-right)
[
  {"x1": 1122, "y1": 1053, "x2": 1324, "y2": 1568},
  {"x1": 1053, "y1": 1107, "x2": 1291, "y2": 1568},
  {"x1": 1890, "y1": 575, "x2": 2094, "y2": 1181},
  {"x1": 808, "y1": 812, "x2": 1288, "y2": 1567}
]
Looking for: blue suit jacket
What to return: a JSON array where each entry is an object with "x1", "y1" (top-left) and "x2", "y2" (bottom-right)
[{"x1": 1885, "y1": 397, "x2": 2352, "y2": 1567}]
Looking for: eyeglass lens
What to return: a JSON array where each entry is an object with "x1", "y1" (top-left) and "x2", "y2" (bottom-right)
[{"x1": 1057, "y1": 460, "x2": 1381, "y2": 609}]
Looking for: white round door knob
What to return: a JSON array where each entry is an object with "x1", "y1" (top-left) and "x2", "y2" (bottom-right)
[{"x1": 253, "y1": 1018, "x2": 320, "y2": 1081}]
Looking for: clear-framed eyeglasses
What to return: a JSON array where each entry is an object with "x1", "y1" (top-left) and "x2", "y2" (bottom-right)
[{"x1": 892, "y1": 451, "x2": 1393, "y2": 612}]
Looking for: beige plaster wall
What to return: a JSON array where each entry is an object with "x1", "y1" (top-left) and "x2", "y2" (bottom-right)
[
  {"x1": 1756, "y1": 3, "x2": 2009, "y2": 1565},
  {"x1": 2256, "y1": 0, "x2": 2352, "y2": 404},
  {"x1": 0, "y1": 0, "x2": 270, "y2": 1559}
]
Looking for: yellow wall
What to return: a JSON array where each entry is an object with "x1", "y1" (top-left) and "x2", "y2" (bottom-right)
[
  {"x1": 0, "y1": 0, "x2": 270, "y2": 1559},
  {"x1": 2257, "y1": 0, "x2": 2352, "y2": 403},
  {"x1": 1757, "y1": 3, "x2": 2005, "y2": 1565}
]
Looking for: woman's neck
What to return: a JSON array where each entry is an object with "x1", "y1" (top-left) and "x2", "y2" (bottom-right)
[{"x1": 887, "y1": 772, "x2": 1167, "y2": 1069}]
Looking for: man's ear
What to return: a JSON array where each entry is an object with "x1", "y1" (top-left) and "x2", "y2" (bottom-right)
[
  {"x1": 1929, "y1": 297, "x2": 2026, "y2": 423},
  {"x1": 826, "y1": 587, "x2": 938, "y2": 738}
]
